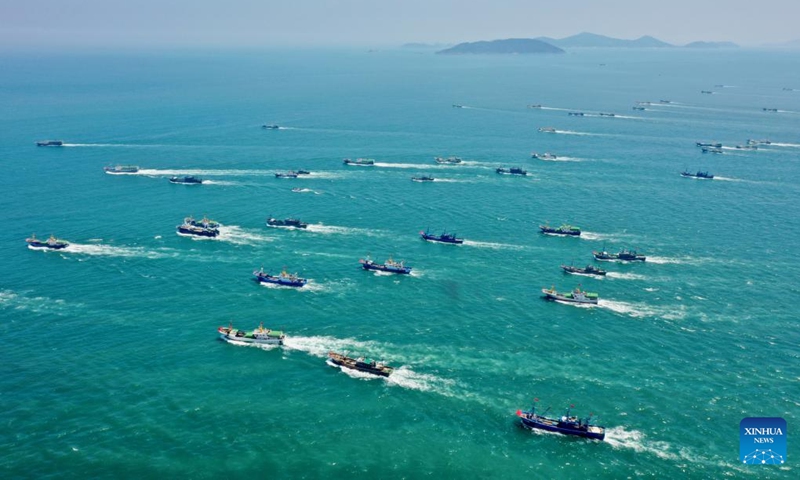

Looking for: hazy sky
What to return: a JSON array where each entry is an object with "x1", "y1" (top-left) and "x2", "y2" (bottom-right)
[{"x1": 2, "y1": 0, "x2": 798, "y2": 49}]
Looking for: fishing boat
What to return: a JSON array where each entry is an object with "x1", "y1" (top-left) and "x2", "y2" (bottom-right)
[
  {"x1": 735, "y1": 145, "x2": 757, "y2": 150},
  {"x1": 632, "y1": 106, "x2": 646, "y2": 111},
  {"x1": 177, "y1": 216, "x2": 219, "y2": 238},
  {"x1": 185, "y1": 215, "x2": 220, "y2": 229},
  {"x1": 359, "y1": 256, "x2": 412, "y2": 275},
  {"x1": 517, "y1": 400, "x2": 605, "y2": 441},
  {"x1": 327, "y1": 351, "x2": 394, "y2": 377},
  {"x1": 598, "y1": 112, "x2": 616, "y2": 117},
  {"x1": 412, "y1": 176, "x2": 435, "y2": 182},
  {"x1": 169, "y1": 176, "x2": 203, "y2": 185},
  {"x1": 267, "y1": 217, "x2": 308, "y2": 229},
  {"x1": 659, "y1": 100, "x2": 672, "y2": 104},
  {"x1": 496, "y1": 167, "x2": 527, "y2": 176},
  {"x1": 434, "y1": 156, "x2": 462, "y2": 164},
  {"x1": 696, "y1": 142, "x2": 722, "y2": 148},
  {"x1": 541, "y1": 285, "x2": 599, "y2": 304},
  {"x1": 538, "y1": 127, "x2": 557, "y2": 133},
  {"x1": 218, "y1": 322, "x2": 285, "y2": 345},
  {"x1": 343, "y1": 158, "x2": 375, "y2": 166},
  {"x1": 296, "y1": 170, "x2": 311, "y2": 175},
  {"x1": 680, "y1": 170, "x2": 714, "y2": 179},
  {"x1": 561, "y1": 264, "x2": 607, "y2": 277},
  {"x1": 452, "y1": 104, "x2": 464, "y2": 108},
  {"x1": 540, "y1": 224, "x2": 581, "y2": 236},
  {"x1": 568, "y1": 112, "x2": 584, "y2": 117},
  {"x1": 275, "y1": 171, "x2": 299, "y2": 179},
  {"x1": 747, "y1": 139, "x2": 771, "y2": 146},
  {"x1": 701, "y1": 90, "x2": 714, "y2": 94},
  {"x1": 528, "y1": 104, "x2": 543, "y2": 109},
  {"x1": 262, "y1": 124, "x2": 280, "y2": 129},
  {"x1": 26, "y1": 234, "x2": 69, "y2": 250},
  {"x1": 420, "y1": 229, "x2": 463, "y2": 244},
  {"x1": 253, "y1": 267, "x2": 307, "y2": 287},
  {"x1": 103, "y1": 165, "x2": 139, "y2": 174},
  {"x1": 762, "y1": 108, "x2": 779, "y2": 112},
  {"x1": 593, "y1": 248, "x2": 646, "y2": 262},
  {"x1": 531, "y1": 152, "x2": 557, "y2": 160},
  {"x1": 36, "y1": 140, "x2": 63, "y2": 147},
  {"x1": 702, "y1": 147, "x2": 723, "y2": 154}
]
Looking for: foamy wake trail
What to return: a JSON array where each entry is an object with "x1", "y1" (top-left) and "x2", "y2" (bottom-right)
[
  {"x1": 432, "y1": 178, "x2": 463, "y2": 182},
  {"x1": 606, "y1": 272, "x2": 647, "y2": 280},
  {"x1": 291, "y1": 188, "x2": 318, "y2": 194},
  {"x1": 712, "y1": 176, "x2": 741, "y2": 182},
  {"x1": 136, "y1": 168, "x2": 270, "y2": 177},
  {"x1": 605, "y1": 427, "x2": 678, "y2": 460},
  {"x1": 540, "y1": 106, "x2": 570, "y2": 111},
  {"x1": 63, "y1": 143, "x2": 141, "y2": 147},
  {"x1": 598, "y1": 299, "x2": 664, "y2": 319},
  {"x1": 374, "y1": 162, "x2": 442, "y2": 170},
  {"x1": 0, "y1": 290, "x2": 76, "y2": 314},
  {"x1": 220, "y1": 337, "x2": 281, "y2": 351},
  {"x1": 580, "y1": 232, "x2": 619, "y2": 241},
  {"x1": 771, "y1": 142, "x2": 800, "y2": 147},
  {"x1": 555, "y1": 130, "x2": 598, "y2": 136},
  {"x1": 216, "y1": 225, "x2": 274, "y2": 246},
  {"x1": 540, "y1": 156, "x2": 583, "y2": 162},
  {"x1": 386, "y1": 366, "x2": 456, "y2": 395},
  {"x1": 298, "y1": 172, "x2": 342, "y2": 179},
  {"x1": 283, "y1": 335, "x2": 383, "y2": 358},
  {"x1": 306, "y1": 224, "x2": 386, "y2": 237},
  {"x1": 647, "y1": 256, "x2": 683, "y2": 264},
  {"x1": 54, "y1": 243, "x2": 172, "y2": 259},
  {"x1": 463, "y1": 240, "x2": 526, "y2": 251},
  {"x1": 202, "y1": 180, "x2": 240, "y2": 186}
]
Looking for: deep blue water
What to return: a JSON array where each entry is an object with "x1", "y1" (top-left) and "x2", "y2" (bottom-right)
[{"x1": 1, "y1": 48, "x2": 798, "y2": 478}]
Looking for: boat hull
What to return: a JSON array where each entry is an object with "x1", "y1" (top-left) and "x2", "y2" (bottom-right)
[
  {"x1": 360, "y1": 261, "x2": 411, "y2": 274},
  {"x1": 540, "y1": 228, "x2": 580, "y2": 237},
  {"x1": 542, "y1": 289, "x2": 598, "y2": 304},
  {"x1": 519, "y1": 416, "x2": 605, "y2": 441},
  {"x1": 218, "y1": 332, "x2": 284, "y2": 345},
  {"x1": 26, "y1": 241, "x2": 68, "y2": 250},
  {"x1": 254, "y1": 275, "x2": 307, "y2": 288},
  {"x1": 420, "y1": 233, "x2": 463, "y2": 244},
  {"x1": 177, "y1": 226, "x2": 219, "y2": 238}
]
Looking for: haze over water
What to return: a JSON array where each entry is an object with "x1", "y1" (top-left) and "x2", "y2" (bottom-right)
[{"x1": 1, "y1": 48, "x2": 798, "y2": 478}]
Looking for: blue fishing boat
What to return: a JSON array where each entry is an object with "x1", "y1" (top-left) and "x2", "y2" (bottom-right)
[
  {"x1": 177, "y1": 215, "x2": 219, "y2": 238},
  {"x1": 253, "y1": 267, "x2": 307, "y2": 288},
  {"x1": 328, "y1": 351, "x2": 394, "y2": 377},
  {"x1": 561, "y1": 264, "x2": 607, "y2": 277},
  {"x1": 540, "y1": 224, "x2": 581, "y2": 236},
  {"x1": 696, "y1": 142, "x2": 722, "y2": 148},
  {"x1": 593, "y1": 247, "x2": 646, "y2": 262},
  {"x1": 275, "y1": 171, "x2": 299, "y2": 179},
  {"x1": 420, "y1": 229, "x2": 464, "y2": 244},
  {"x1": 267, "y1": 217, "x2": 308, "y2": 229},
  {"x1": 263, "y1": 124, "x2": 280, "y2": 129},
  {"x1": 496, "y1": 167, "x2": 527, "y2": 176},
  {"x1": 36, "y1": 140, "x2": 63, "y2": 147},
  {"x1": 169, "y1": 176, "x2": 203, "y2": 185},
  {"x1": 412, "y1": 176, "x2": 435, "y2": 182},
  {"x1": 517, "y1": 399, "x2": 605, "y2": 441},
  {"x1": 359, "y1": 256, "x2": 412, "y2": 274},
  {"x1": 26, "y1": 234, "x2": 69, "y2": 250},
  {"x1": 434, "y1": 156, "x2": 462, "y2": 164},
  {"x1": 104, "y1": 165, "x2": 139, "y2": 174},
  {"x1": 680, "y1": 170, "x2": 714, "y2": 179},
  {"x1": 343, "y1": 158, "x2": 375, "y2": 166}
]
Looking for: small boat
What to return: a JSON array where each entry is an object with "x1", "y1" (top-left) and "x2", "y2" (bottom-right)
[
  {"x1": 420, "y1": 229, "x2": 463, "y2": 244},
  {"x1": 528, "y1": 104, "x2": 543, "y2": 109},
  {"x1": 701, "y1": 90, "x2": 714, "y2": 94},
  {"x1": 496, "y1": 167, "x2": 527, "y2": 176},
  {"x1": 735, "y1": 145, "x2": 757, "y2": 150},
  {"x1": 636, "y1": 101, "x2": 652, "y2": 106},
  {"x1": 327, "y1": 351, "x2": 394, "y2": 377},
  {"x1": 696, "y1": 142, "x2": 722, "y2": 148},
  {"x1": 598, "y1": 112, "x2": 616, "y2": 117},
  {"x1": 359, "y1": 256, "x2": 412, "y2": 275},
  {"x1": 169, "y1": 176, "x2": 203, "y2": 185},
  {"x1": 412, "y1": 176, "x2": 435, "y2": 182},
  {"x1": 177, "y1": 216, "x2": 219, "y2": 238},
  {"x1": 185, "y1": 215, "x2": 220, "y2": 229},
  {"x1": 783, "y1": 87, "x2": 795, "y2": 91},
  {"x1": 275, "y1": 171, "x2": 299, "y2": 179},
  {"x1": 702, "y1": 147, "x2": 723, "y2": 154},
  {"x1": 343, "y1": 158, "x2": 375, "y2": 166},
  {"x1": 36, "y1": 140, "x2": 63, "y2": 147},
  {"x1": 538, "y1": 127, "x2": 557, "y2": 133},
  {"x1": 568, "y1": 112, "x2": 584, "y2": 117},
  {"x1": 747, "y1": 139, "x2": 771, "y2": 146},
  {"x1": 531, "y1": 152, "x2": 557, "y2": 160},
  {"x1": 659, "y1": 100, "x2": 672, "y2": 104},
  {"x1": 218, "y1": 322, "x2": 285, "y2": 345},
  {"x1": 680, "y1": 170, "x2": 714, "y2": 179},
  {"x1": 296, "y1": 170, "x2": 311, "y2": 175},
  {"x1": 542, "y1": 285, "x2": 599, "y2": 304},
  {"x1": 267, "y1": 217, "x2": 308, "y2": 229},
  {"x1": 434, "y1": 156, "x2": 462, "y2": 164},
  {"x1": 452, "y1": 104, "x2": 464, "y2": 108},
  {"x1": 103, "y1": 165, "x2": 139, "y2": 174},
  {"x1": 26, "y1": 234, "x2": 69, "y2": 250},
  {"x1": 561, "y1": 264, "x2": 607, "y2": 277},
  {"x1": 262, "y1": 124, "x2": 280, "y2": 129},
  {"x1": 632, "y1": 106, "x2": 646, "y2": 111},
  {"x1": 517, "y1": 400, "x2": 605, "y2": 441},
  {"x1": 762, "y1": 108, "x2": 779, "y2": 112},
  {"x1": 540, "y1": 224, "x2": 581, "y2": 237},
  {"x1": 253, "y1": 267, "x2": 307, "y2": 287},
  {"x1": 593, "y1": 248, "x2": 646, "y2": 262}
]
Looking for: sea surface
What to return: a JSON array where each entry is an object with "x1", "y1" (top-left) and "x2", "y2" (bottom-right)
[{"x1": 1, "y1": 47, "x2": 798, "y2": 478}]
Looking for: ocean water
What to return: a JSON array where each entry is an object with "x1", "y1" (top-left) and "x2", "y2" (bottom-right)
[{"x1": 1, "y1": 47, "x2": 798, "y2": 478}]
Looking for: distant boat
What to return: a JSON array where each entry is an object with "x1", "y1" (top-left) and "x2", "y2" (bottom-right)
[
  {"x1": 253, "y1": 267, "x2": 307, "y2": 288},
  {"x1": 747, "y1": 139, "x2": 771, "y2": 146},
  {"x1": 420, "y1": 229, "x2": 464, "y2": 244},
  {"x1": 632, "y1": 106, "x2": 646, "y2": 111},
  {"x1": 36, "y1": 140, "x2": 64, "y2": 147},
  {"x1": 218, "y1": 322, "x2": 285, "y2": 345},
  {"x1": 659, "y1": 100, "x2": 672, "y2": 104},
  {"x1": 169, "y1": 176, "x2": 203, "y2": 185},
  {"x1": 531, "y1": 152, "x2": 557, "y2": 160},
  {"x1": 538, "y1": 127, "x2": 557, "y2": 133},
  {"x1": 542, "y1": 285, "x2": 599, "y2": 304},
  {"x1": 783, "y1": 87, "x2": 795, "y2": 91},
  {"x1": 26, "y1": 234, "x2": 69, "y2": 250},
  {"x1": 636, "y1": 101, "x2": 652, "y2": 106},
  {"x1": 434, "y1": 156, "x2": 462, "y2": 164},
  {"x1": 496, "y1": 167, "x2": 527, "y2": 176},
  {"x1": 267, "y1": 217, "x2": 308, "y2": 229},
  {"x1": 359, "y1": 256, "x2": 412, "y2": 275},
  {"x1": 561, "y1": 264, "x2": 607, "y2": 277},
  {"x1": 528, "y1": 104, "x2": 543, "y2": 109},
  {"x1": 103, "y1": 165, "x2": 139, "y2": 174},
  {"x1": 343, "y1": 158, "x2": 375, "y2": 166},
  {"x1": 680, "y1": 170, "x2": 714, "y2": 179},
  {"x1": 275, "y1": 171, "x2": 299, "y2": 179},
  {"x1": 735, "y1": 145, "x2": 757, "y2": 150},
  {"x1": 593, "y1": 248, "x2": 646, "y2": 262},
  {"x1": 696, "y1": 142, "x2": 722, "y2": 148},
  {"x1": 262, "y1": 124, "x2": 280, "y2": 129},
  {"x1": 701, "y1": 147, "x2": 723, "y2": 154},
  {"x1": 328, "y1": 351, "x2": 394, "y2": 377},
  {"x1": 540, "y1": 224, "x2": 581, "y2": 237},
  {"x1": 412, "y1": 176, "x2": 435, "y2": 182},
  {"x1": 177, "y1": 215, "x2": 219, "y2": 237},
  {"x1": 701, "y1": 90, "x2": 714, "y2": 94},
  {"x1": 296, "y1": 169, "x2": 311, "y2": 175},
  {"x1": 598, "y1": 112, "x2": 616, "y2": 117},
  {"x1": 517, "y1": 400, "x2": 605, "y2": 441},
  {"x1": 452, "y1": 104, "x2": 464, "y2": 108},
  {"x1": 762, "y1": 108, "x2": 779, "y2": 112},
  {"x1": 568, "y1": 112, "x2": 584, "y2": 117}
]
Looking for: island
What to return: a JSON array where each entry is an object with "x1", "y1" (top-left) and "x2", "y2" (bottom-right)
[
  {"x1": 536, "y1": 32, "x2": 673, "y2": 48},
  {"x1": 436, "y1": 38, "x2": 564, "y2": 55}
]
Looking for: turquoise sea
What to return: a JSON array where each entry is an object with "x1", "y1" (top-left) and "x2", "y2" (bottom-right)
[{"x1": 1, "y1": 48, "x2": 799, "y2": 478}]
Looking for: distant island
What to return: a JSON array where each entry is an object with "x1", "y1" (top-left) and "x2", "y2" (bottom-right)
[
  {"x1": 684, "y1": 41, "x2": 739, "y2": 49},
  {"x1": 536, "y1": 32, "x2": 673, "y2": 48},
  {"x1": 436, "y1": 38, "x2": 564, "y2": 55}
]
